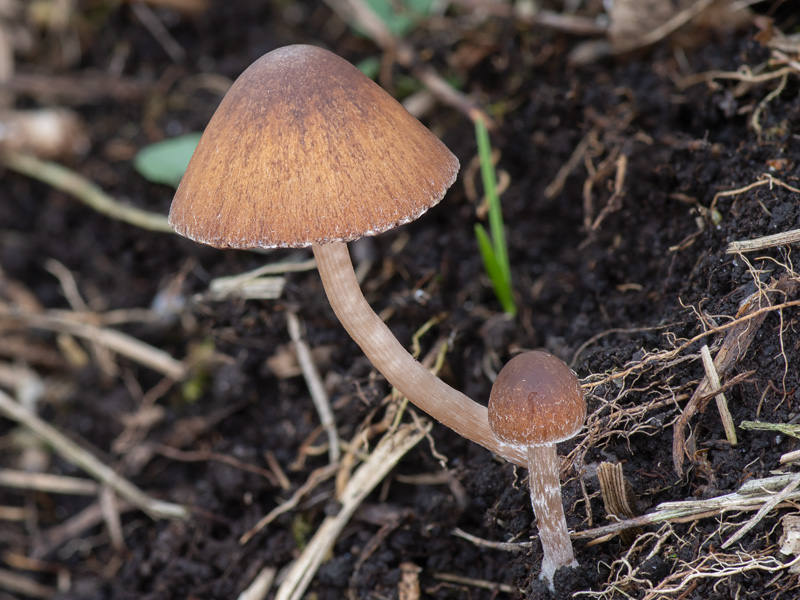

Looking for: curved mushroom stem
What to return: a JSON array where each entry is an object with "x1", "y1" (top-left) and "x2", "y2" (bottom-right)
[
  {"x1": 527, "y1": 443, "x2": 577, "y2": 590},
  {"x1": 313, "y1": 241, "x2": 527, "y2": 467}
]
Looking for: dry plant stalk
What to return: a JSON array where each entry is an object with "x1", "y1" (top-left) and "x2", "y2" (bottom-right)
[
  {"x1": 322, "y1": 0, "x2": 494, "y2": 127},
  {"x1": 204, "y1": 258, "x2": 315, "y2": 301},
  {"x1": 721, "y1": 471, "x2": 800, "y2": 549},
  {"x1": 678, "y1": 55, "x2": 797, "y2": 93},
  {"x1": 0, "y1": 389, "x2": 188, "y2": 520},
  {"x1": 608, "y1": 0, "x2": 717, "y2": 54},
  {"x1": 431, "y1": 572, "x2": 516, "y2": 595},
  {"x1": 239, "y1": 463, "x2": 339, "y2": 544},
  {"x1": 570, "y1": 0, "x2": 750, "y2": 64},
  {"x1": 699, "y1": 344, "x2": 737, "y2": 445},
  {"x1": 575, "y1": 473, "x2": 800, "y2": 541},
  {"x1": 673, "y1": 275, "x2": 798, "y2": 473},
  {"x1": 577, "y1": 527, "x2": 800, "y2": 600},
  {"x1": 570, "y1": 291, "x2": 800, "y2": 484},
  {"x1": 33, "y1": 500, "x2": 137, "y2": 559},
  {"x1": 0, "y1": 304, "x2": 186, "y2": 379},
  {"x1": 727, "y1": 228, "x2": 800, "y2": 254},
  {"x1": 274, "y1": 420, "x2": 430, "y2": 600},
  {"x1": 286, "y1": 310, "x2": 340, "y2": 464},
  {"x1": 0, "y1": 567, "x2": 55, "y2": 599},
  {"x1": 462, "y1": 467, "x2": 800, "y2": 596},
  {"x1": 0, "y1": 469, "x2": 98, "y2": 496},
  {"x1": 237, "y1": 566, "x2": 277, "y2": 600},
  {"x1": 1, "y1": 152, "x2": 173, "y2": 233}
]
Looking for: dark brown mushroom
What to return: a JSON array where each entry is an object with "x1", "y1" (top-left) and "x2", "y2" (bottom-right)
[{"x1": 488, "y1": 350, "x2": 586, "y2": 589}]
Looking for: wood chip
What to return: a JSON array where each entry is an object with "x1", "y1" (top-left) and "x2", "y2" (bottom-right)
[
  {"x1": 398, "y1": 562, "x2": 422, "y2": 600},
  {"x1": 596, "y1": 462, "x2": 642, "y2": 544}
]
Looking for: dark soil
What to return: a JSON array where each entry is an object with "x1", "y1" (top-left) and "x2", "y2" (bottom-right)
[{"x1": 2, "y1": 2, "x2": 800, "y2": 599}]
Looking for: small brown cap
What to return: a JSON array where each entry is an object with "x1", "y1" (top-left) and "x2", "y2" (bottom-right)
[
  {"x1": 488, "y1": 351, "x2": 585, "y2": 447},
  {"x1": 169, "y1": 45, "x2": 460, "y2": 249}
]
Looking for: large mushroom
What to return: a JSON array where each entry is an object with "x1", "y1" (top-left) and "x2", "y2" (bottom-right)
[{"x1": 169, "y1": 45, "x2": 527, "y2": 467}]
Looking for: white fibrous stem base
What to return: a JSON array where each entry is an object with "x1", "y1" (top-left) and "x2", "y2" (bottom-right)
[
  {"x1": 313, "y1": 241, "x2": 527, "y2": 467},
  {"x1": 527, "y1": 443, "x2": 577, "y2": 591}
]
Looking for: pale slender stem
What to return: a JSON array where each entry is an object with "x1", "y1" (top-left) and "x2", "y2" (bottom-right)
[
  {"x1": 527, "y1": 444, "x2": 577, "y2": 590},
  {"x1": 312, "y1": 242, "x2": 526, "y2": 467}
]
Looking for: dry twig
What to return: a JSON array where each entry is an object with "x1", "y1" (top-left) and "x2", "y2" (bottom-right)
[
  {"x1": 0, "y1": 388, "x2": 188, "y2": 520},
  {"x1": 0, "y1": 567, "x2": 55, "y2": 599},
  {"x1": 286, "y1": 310, "x2": 340, "y2": 464},
  {"x1": 1, "y1": 151, "x2": 173, "y2": 232},
  {"x1": 32, "y1": 500, "x2": 137, "y2": 558},
  {"x1": 432, "y1": 571, "x2": 516, "y2": 595},
  {"x1": 237, "y1": 566, "x2": 277, "y2": 600},
  {"x1": 323, "y1": 0, "x2": 493, "y2": 127},
  {"x1": 673, "y1": 276, "x2": 797, "y2": 473},
  {"x1": 727, "y1": 228, "x2": 800, "y2": 254},
  {"x1": 274, "y1": 420, "x2": 430, "y2": 600},
  {"x1": 0, "y1": 304, "x2": 186, "y2": 379},
  {"x1": 721, "y1": 471, "x2": 800, "y2": 549},
  {"x1": 0, "y1": 469, "x2": 98, "y2": 495},
  {"x1": 699, "y1": 344, "x2": 737, "y2": 445},
  {"x1": 608, "y1": 0, "x2": 717, "y2": 55},
  {"x1": 574, "y1": 473, "x2": 800, "y2": 541},
  {"x1": 452, "y1": 527, "x2": 529, "y2": 552},
  {"x1": 239, "y1": 463, "x2": 339, "y2": 544}
]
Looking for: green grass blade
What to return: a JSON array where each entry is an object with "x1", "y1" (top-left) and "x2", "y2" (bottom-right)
[
  {"x1": 473, "y1": 118, "x2": 516, "y2": 316},
  {"x1": 475, "y1": 224, "x2": 517, "y2": 316}
]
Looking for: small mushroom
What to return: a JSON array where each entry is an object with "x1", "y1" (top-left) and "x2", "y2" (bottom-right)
[
  {"x1": 168, "y1": 45, "x2": 527, "y2": 467},
  {"x1": 487, "y1": 350, "x2": 586, "y2": 590}
]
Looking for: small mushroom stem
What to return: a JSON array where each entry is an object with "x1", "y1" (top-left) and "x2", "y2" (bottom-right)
[
  {"x1": 527, "y1": 443, "x2": 577, "y2": 590},
  {"x1": 313, "y1": 241, "x2": 526, "y2": 467}
]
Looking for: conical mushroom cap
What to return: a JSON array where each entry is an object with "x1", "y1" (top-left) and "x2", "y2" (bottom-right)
[{"x1": 169, "y1": 45, "x2": 460, "y2": 249}]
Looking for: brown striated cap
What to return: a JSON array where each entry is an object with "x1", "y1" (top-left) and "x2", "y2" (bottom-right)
[
  {"x1": 168, "y1": 45, "x2": 460, "y2": 249},
  {"x1": 488, "y1": 351, "x2": 585, "y2": 447}
]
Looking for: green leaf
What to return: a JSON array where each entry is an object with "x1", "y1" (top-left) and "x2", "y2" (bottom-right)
[
  {"x1": 473, "y1": 118, "x2": 517, "y2": 316},
  {"x1": 134, "y1": 133, "x2": 202, "y2": 188},
  {"x1": 356, "y1": 56, "x2": 381, "y2": 79},
  {"x1": 360, "y1": 0, "x2": 433, "y2": 37}
]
